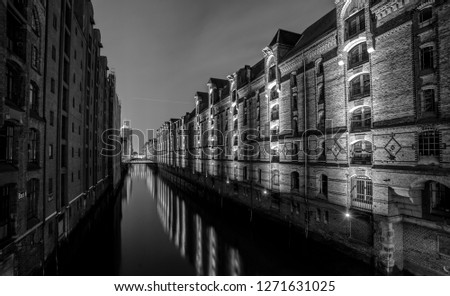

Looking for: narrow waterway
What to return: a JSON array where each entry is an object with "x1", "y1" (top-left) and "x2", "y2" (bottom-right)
[{"x1": 60, "y1": 164, "x2": 374, "y2": 276}]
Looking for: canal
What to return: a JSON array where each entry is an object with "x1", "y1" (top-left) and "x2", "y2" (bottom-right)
[{"x1": 59, "y1": 164, "x2": 374, "y2": 276}]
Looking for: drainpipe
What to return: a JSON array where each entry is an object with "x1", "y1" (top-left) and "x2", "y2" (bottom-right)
[{"x1": 303, "y1": 55, "x2": 309, "y2": 239}]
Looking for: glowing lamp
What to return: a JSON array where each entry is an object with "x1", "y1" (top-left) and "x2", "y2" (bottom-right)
[
  {"x1": 345, "y1": 212, "x2": 351, "y2": 218},
  {"x1": 338, "y1": 60, "x2": 345, "y2": 66},
  {"x1": 367, "y1": 47, "x2": 375, "y2": 54}
]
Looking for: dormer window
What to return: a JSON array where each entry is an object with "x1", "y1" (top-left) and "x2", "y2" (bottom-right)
[{"x1": 345, "y1": 9, "x2": 365, "y2": 40}]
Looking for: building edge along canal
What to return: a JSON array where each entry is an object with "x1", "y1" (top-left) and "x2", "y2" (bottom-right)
[
  {"x1": 0, "y1": 0, "x2": 123, "y2": 275},
  {"x1": 151, "y1": 0, "x2": 450, "y2": 276}
]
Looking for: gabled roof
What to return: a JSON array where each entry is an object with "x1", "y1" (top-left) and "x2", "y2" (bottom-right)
[
  {"x1": 269, "y1": 29, "x2": 302, "y2": 47},
  {"x1": 283, "y1": 8, "x2": 337, "y2": 61}
]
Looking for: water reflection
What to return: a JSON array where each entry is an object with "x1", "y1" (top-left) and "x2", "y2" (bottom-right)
[{"x1": 62, "y1": 164, "x2": 373, "y2": 275}]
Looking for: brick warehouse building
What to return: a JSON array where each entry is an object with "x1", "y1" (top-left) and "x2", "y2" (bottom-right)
[
  {"x1": 155, "y1": 0, "x2": 450, "y2": 275},
  {"x1": 0, "y1": 0, "x2": 122, "y2": 275}
]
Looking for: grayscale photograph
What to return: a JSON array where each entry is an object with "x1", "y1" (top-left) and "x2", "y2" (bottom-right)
[{"x1": 0, "y1": 0, "x2": 449, "y2": 278}]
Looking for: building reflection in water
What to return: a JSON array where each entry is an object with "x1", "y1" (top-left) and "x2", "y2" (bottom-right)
[
  {"x1": 115, "y1": 165, "x2": 373, "y2": 276},
  {"x1": 123, "y1": 164, "x2": 244, "y2": 276}
]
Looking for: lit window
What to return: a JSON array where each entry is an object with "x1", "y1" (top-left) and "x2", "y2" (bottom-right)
[
  {"x1": 345, "y1": 10, "x2": 365, "y2": 40},
  {"x1": 351, "y1": 176, "x2": 373, "y2": 211},
  {"x1": 272, "y1": 170, "x2": 280, "y2": 186},
  {"x1": 351, "y1": 106, "x2": 371, "y2": 132},
  {"x1": 271, "y1": 105, "x2": 279, "y2": 121},
  {"x1": 348, "y1": 43, "x2": 369, "y2": 69},
  {"x1": 351, "y1": 140, "x2": 372, "y2": 165},
  {"x1": 349, "y1": 74, "x2": 370, "y2": 100},
  {"x1": 419, "y1": 130, "x2": 440, "y2": 158}
]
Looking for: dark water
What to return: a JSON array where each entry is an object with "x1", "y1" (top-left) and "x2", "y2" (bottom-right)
[{"x1": 60, "y1": 164, "x2": 373, "y2": 276}]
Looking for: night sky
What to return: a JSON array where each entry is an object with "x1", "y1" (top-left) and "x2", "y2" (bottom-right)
[{"x1": 92, "y1": 0, "x2": 335, "y2": 146}]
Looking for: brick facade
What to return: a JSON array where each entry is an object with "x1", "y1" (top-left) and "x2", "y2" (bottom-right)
[
  {"x1": 0, "y1": 0, "x2": 122, "y2": 275},
  {"x1": 155, "y1": 0, "x2": 450, "y2": 275}
]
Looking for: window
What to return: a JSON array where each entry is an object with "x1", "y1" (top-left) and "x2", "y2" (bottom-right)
[
  {"x1": 316, "y1": 60, "x2": 324, "y2": 76},
  {"x1": 48, "y1": 178, "x2": 53, "y2": 195},
  {"x1": 50, "y1": 111, "x2": 54, "y2": 126},
  {"x1": 272, "y1": 170, "x2": 280, "y2": 187},
  {"x1": 351, "y1": 106, "x2": 371, "y2": 132},
  {"x1": 421, "y1": 88, "x2": 436, "y2": 114},
  {"x1": 317, "y1": 85, "x2": 325, "y2": 104},
  {"x1": 349, "y1": 74, "x2": 370, "y2": 100},
  {"x1": 351, "y1": 176, "x2": 373, "y2": 211},
  {"x1": 27, "y1": 179, "x2": 39, "y2": 222},
  {"x1": 243, "y1": 166, "x2": 248, "y2": 180},
  {"x1": 317, "y1": 103, "x2": 325, "y2": 130},
  {"x1": 271, "y1": 105, "x2": 279, "y2": 121},
  {"x1": 268, "y1": 65, "x2": 276, "y2": 82},
  {"x1": 270, "y1": 85, "x2": 278, "y2": 101},
  {"x1": 49, "y1": 144, "x2": 53, "y2": 159},
  {"x1": 52, "y1": 45, "x2": 56, "y2": 61},
  {"x1": 258, "y1": 169, "x2": 262, "y2": 183},
  {"x1": 290, "y1": 72, "x2": 297, "y2": 87},
  {"x1": 53, "y1": 14, "x2": 57, "y2": 30},
  {"x1": 419, "y1": 7, "x2": 433, "y2": 25},
  {"x1": 28, "y1": 129, "x2": 38, "y2": 165},
  {"x1": 351, "y1": 140, "x2": 372, "y2": 165},
  {"x1": 420, "y1": 46, "x2": 434, "y2": 71},
  {"x1": 243, "y1": 101, "x2": 248, "y2": 126},
  {"x1": 292, "y1": 93, "x2": 298, "y2": 111},
  {"x1": 319, "y1": 174, "x2": 328, "y2": 197},
  {"x1": 291, "y1": 172, "x2": 300, "y2": 190},
  {"x1": 6, "y1": 64, "x2": 21, "y2": 106},
  {"x1": 348, "y1": 43, "x2": 369, "y2": 69},
  {"x1": 419, "y1": 130, "x2": 440, "y2": 158},
  {"x1": 424, "y1": 181, "x2": 450, "y2": 216},
  {"x1": 31, "y1": 45, "x2": 40, "y2": 70},
  {"x1": 51, "y1": 78, "x2": 55, "y2": 93},
  {"x1": 31, "y1": 7, "x2": 40, "y2": 35},
  {"x1": 345, "y1": 9, "x2": 365, "y2": 40},
  {"x1": 0, "y1": 184, "x2": 13, "y2": 240},
  {"x1": 29, "y1": 82, "x2": 39, "y2": 113}
]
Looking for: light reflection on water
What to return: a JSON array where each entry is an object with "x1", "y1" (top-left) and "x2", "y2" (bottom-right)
[{"x1": 62, "y1": 164, "x2": 373, "y2": 276}]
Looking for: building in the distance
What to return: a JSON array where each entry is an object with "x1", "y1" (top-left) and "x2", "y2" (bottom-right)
[
  {"x1": 0, "y1": 0, "x2": 121, "y2": 275},
  {"x1": 155, "y1": 0, "x2": 450, "y2": 275}
]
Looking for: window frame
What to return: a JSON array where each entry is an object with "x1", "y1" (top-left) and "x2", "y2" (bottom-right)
[
  {"x1": 348, "y1": 42, "x2": 369, "y2": 69},
  {"x1": 349, "y1": 73, "x2": 371, "y2": 100}
]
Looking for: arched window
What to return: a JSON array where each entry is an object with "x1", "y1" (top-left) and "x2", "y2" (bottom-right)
[
  {"x1": 31, "y1": 6, "x2": 41, "y2": 36},
  {"x1": 424, "y1": 181, "x2": 450, "y2": 216},
  {"x1": 351, "y1": 106, "x2": 371, "y2": 132},
  {"x1": 270, "y1": 85, "x2": 278, "y2": 101},
  {"x1": 349, "y1": 73, "x2": 370, "y2": 100},
  {"x1": 348, "y1": 42, "x2": 369, "y2": 69},
  {"x1": 291, "y1": 172, "x2": 300, "y2": 190},
  {"x1": 351, "y1": 176, "x2": 373, "y2": 211},
  {"x1": 271, "y1": 105, "x2": 279, "y2": 121},
  {"x1": 351, "y1": 140, "x2": 372, "y2": 165},
  {"x1": 272, "y1": 170, "x2": 280, "y2": 187}
]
